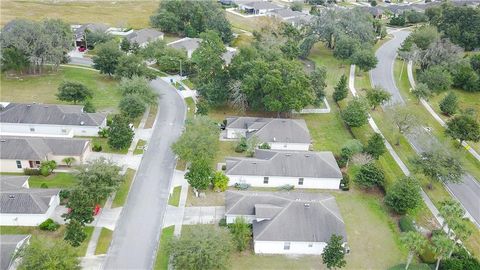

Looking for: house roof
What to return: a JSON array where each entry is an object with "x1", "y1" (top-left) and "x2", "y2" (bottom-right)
[
  {"x1": 270, "y1": 8, "x2": 304, "y2": 19},
  {"x1": 73, "y1": 23, "x2": 109, "y2": 39},
  {"x1": 0, "y1": 136, "x2": 90, "y2": 160},
  {"x1": 0, "y1": 176, "x2": 29, "y2": 192},
  {"x1": 168, "y1": 37, "x2": 202, "y2": 52},
  {"x1": 226, "y1": 149, "x2": 342, "y2": 179},
  {"x1": 0, "y1": 102, "x2": 106, "y2": 126},
  {"x1": 0, "y1": 235, "x2": 30, "y2": 270},
  {"x1": 226, "y1": 117, "x2": 311, "y2": 144},
  {"x1": 225, "y1": 191, "x2": 347, "y2": 242},
  {"x1": 0, "y1": 176, "x2": 59, "y2": 214},
  {"x1": 242, "y1": 1, "x2": 282, "y2": 10},
  {"x1": 126, "y1": 28, "x2": 164, "y2": 45}
]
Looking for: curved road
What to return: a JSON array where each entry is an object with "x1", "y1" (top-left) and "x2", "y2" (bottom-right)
[
  {"x1": 371, "y1": 29, "x2": 480, "y2": 227},
  {"x1": 103, "y1": 79, "x2": 186, "y2": 269}
]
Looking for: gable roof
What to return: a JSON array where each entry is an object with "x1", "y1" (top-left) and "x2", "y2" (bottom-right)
[
  {"x1": 168, "y1": 37, "x2": 202, "y2": 52},
  {"x1": 0, "y1": 103, "x2": 106, "y2": 126},
  {"x1": 126, "y1": 28, "x2": 164, "y2": 45},
  {"x1": 0, "y1": 235, "x2": 30, "y2": 270},
  {"x1": 270, "y1": 8, "x2": 304, "y2": 19},
  {"x1": 226, "y1": 117, "x2": 311, "y2": 144},
  {"x1": 0, "y1": 176, "x2": 59, "y2": 214},
  {"x1": 0, "y1": 136, "x2": 90, "y2": 160},
  {"x1": 226, "y1": 149, "x2": 342, "y2": 179},
  {"x1": 242, "y1": 1, "x2": 283, "y2": 10},
  {"x1": 0, "y1": 176, "x2": 29, "y2": 191},
  {"x1": 225, "y1": 191, "x2": 347, "y2": 242}
]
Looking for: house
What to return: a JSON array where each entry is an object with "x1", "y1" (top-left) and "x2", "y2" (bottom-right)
[
  {"x1": 167, "y1": 37, "x2": 238, "y2": 64},
  {"x1": 125, "y1": 28, "x2": 164, "y2": 48},
  {"x1": 225, "y1": 117, "x2": 311, "y2": 151},
  {"x1": 268, "y1": 8, "x2": 313, "y2": 27},
  {"x1": 225, "y1": 191, "x2": 347, "y2": 255},
  {"x1": 366, "y1": 6, "x2": 384, "y2": 19},
  {"x1": 0, "y1": 176, "x2": 60, "y2": 226},
  {"x1": 72, "y1": 23, "x2": 109, "y2": 47},
  {"x1": 0, "y1": 136, "x2": 91, "y2": 172},
  {"x1": 225, "y1": 149, "x2": 343, "y2": 189},
  {"x1": 1, "y1": 235, "x2": 30, "y2": 270},
  {"x1": 0, "y1": 102, "x2": 107, "y2": 137},
  {"x1": 239, "y1": 1, "x2": 283, "y2": 15}
]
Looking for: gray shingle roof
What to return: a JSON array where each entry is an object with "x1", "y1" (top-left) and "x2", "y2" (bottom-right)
[
  {"x1": 226, "y1": 149, "x2": 342, "y2": 179},
  {"x1": 0, "y1": 103, "x2": 106, "y2": 126},
  {"x1": 0, "y1": 176, "x2": 29, "y2": 192},
  {"x1": 126, "y1": 28, "x2": 164, "y2": 45},
  {"x1": 1, "y1": 235, "x2": 30, "y2": 270},
  {"x1": 270, "y1": 8, "x2": 304, "y2": 19},
  {"x1": 225, "y1": 191, "x2": 347, "y2": 242},
  {"x1": 242, "y1": 1, "x2": 283, "y2": 10},
  {"x1": 168, "y1": 38, "x2": 202, "y2": 52},
  {"x1": 0, "y1": 136, "x2": 89, "y2": 160}
]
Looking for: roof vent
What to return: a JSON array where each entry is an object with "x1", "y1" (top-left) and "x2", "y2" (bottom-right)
[
  {"x1": 0, "y1": 139, "x2": 6, "y2": 142},
  {"x1": 305, "y1": 154, "x2": 310, "y2": 157},
  {"x1": 252, "y1": 162, "x2": 257, "y2": 165},
  {"x1": 273, "y1": 137, "x2": 276, "y2": 142},
  {"x1": 44, "y1": 106, "x2": 48, "y2": 108},
  {"x1": 8, "y1": 195, "x2": 15, "y2": 199},
  {"x1": 27, "y1": 105, "x2": 31, "y2": 107},
  {"x1": 285, "y1": 154, "x2": 291, "y2": 157},
  {"x1": 80, "y1": 121, "x2": 85, "y2": 126},
  {"x1": 304, "y1": 203, "x2": 310, "y2": 208}
]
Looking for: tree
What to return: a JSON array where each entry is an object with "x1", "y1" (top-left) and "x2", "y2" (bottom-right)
[
  {"x1": 172, "y1": 116, "x2": 220, "y2": 163},
  {"x1": 366, "y1": 86, "x2": 391, "y2": 110},
  {"x1": 439, "y1": 92, "x2": 458, "y2": 116},
  {"x1": 450, "y1": 60, "x2": 479, "y2": 92},
  {"x1": 400, "y1": 231, "x2": 428, "y2": 270},
  {"x1": 63, "y1": 187, "x2": 95, "y2": 224},
  {"x1": 332, "y1": 75, "x2": 348, "y2": 102},
  {"x1": 212, "y1": 171, "x2": 229, "y2": 192},
  {"x1": 445, "y1": 115, "x2": 480, "y2": 145},
  {"x1": 62, "y1": 157, "x2": 75, "y2": 167},
  {"x1": 411, "y1": 83, "x2": 431, "y2": 102},
  {"x1": 311, "y1": 66, "x2": 327, "y2": 106},
  {"x1": 339, "y1": 139, "x2": 363, "y2": 167},
  {"x1": 115, "y1": 54, "x2": 154, "y2": 79},
  {"x1": 120, "y1": 38, "x2": 131, "y2": 52},
  {"x1": 291, "y1": 1, "x2": 303, "y2": 11},
  {"x1": 322, "y1": 234, "x2": 346, "y2": 269},
  {"x1": 434, "y1": 4, "x2": 480, "y2": 50},
  {"x1": 196, "y1": 99, "x2": 209, "y2": 115},
  {"x1": 118, "y1": 76, "x2": 157, "y2": 104},
  {"x1": 409, "y1": 25, "x2": 440, "y2": 50},
  {"x1": 418, "y1": 39, "x2": 463, "y2": 71},
  {"x1": 405, "y1": 10, "x2": 428, "y2": 24},
  {"x1": 64, "y1": 220, "x2": 87, "y2": 247},
  {"x1": 83, "y1": 99, "x2": 95, "y2": 113},
  {"x1": 0, "y1": 47, "x2": 30, "y2": 73},
  {"x1": 85, "y1": 30, "x2": 113, "y2": 49},
  {"x1": 185, "y1": 159, "x2": 213, "y2": 191},
  {"x1": 40, "y1": 160, "x2": 57, "y2": 176},
  {"x1": 390, "y1": 15, "x2": 406, "y2": 26},
  {"x1": 108, "y1": 114, "x2": 134, "y2": 150},
  {"x1": 342, "y1": 98, "x2": 369, "y2": 127},
  {"x1": 17, "y1": 237, "x2": 80, "y2": 270},
  {"x1": 56, "y1": 81, "x2": 92, "y2": 104},
  {"x1": 333, "y1": 35, "x2": 359, "y2": 60},
  {"x1": 385, "y1": 176, "x2": 422, "y2": 214},
  {"x1": 119, "y1": 94, "x2": 146, "y2": 119},
  {"x1": 229, "y1": 217, "x2": 251, "y2": 252},
  {"x1": 411, "y1": 151, "x2": 463, "y2": 188},
  {"x1": 169, "y1": 225, "x2": 233, "y2": 270},
  {"x1": 432, "y1": 233, "x2": 453, "y2": 270},
  {"x1": 471, "y1": 54, "x2": 480, "y2": 74},
  {"x1": 386, "y1": 106, "x2": 419, "y2": 145},
  {"x1": 351, "y1": 49, "x2": 378, "y2": 72},
  {"x1": 438, "y1": 200, "x2": 464, "y2": 232},
  {"x1": 92, "y1": 41, "x2": 124, "y2": 76},
  {"x1": 364, "y1": 133, "x2": 386, "y2": 160},
  {"x1": 418, "y1": 66, "x2": 453, "y2": 93},
  {"x1": 354, "y1": 162, "x2": 385, "y2": 189}
]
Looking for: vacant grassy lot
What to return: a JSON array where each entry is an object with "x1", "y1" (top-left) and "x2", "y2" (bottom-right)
[
  {"x1": 29, "y1": 172, "x2": 77, "y2": 188},
  {"x1": 168, "y1": 186, "x2": 181, "y2": 207},
  {"x1": 95, "y1": 228, "x2": 113, "y2": 255},
  {"x1": 1, "y1": 0, "x2": 158, "y2": 28},
  {"x1": 112, "y1": 169, "x2": 136, "y2": 208},
  {"x1": 0, "y1": 66, "x2": 121, "y2": 112},
  {"x1": 154, "y1": 226, "x2": 174, "y2": 270}
]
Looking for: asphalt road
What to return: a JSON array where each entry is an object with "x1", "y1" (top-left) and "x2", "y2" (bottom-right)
[
  {"x1": 371, "y1": 29, "x2": 480, "y2": 227},
  {"x1": 69, "y1": 56, "x2": 94, "y2": 66},
  {"x1": 103, "y1": 79, "x2": 186, "y2": 269}
]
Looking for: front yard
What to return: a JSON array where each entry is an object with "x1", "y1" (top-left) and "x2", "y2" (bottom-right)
[{"x1": 28, "y1": 172, "x2": 77, "y2": 188}]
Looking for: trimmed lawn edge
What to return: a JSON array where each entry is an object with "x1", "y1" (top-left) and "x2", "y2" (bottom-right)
[
  {"x1": 112, "y1": 169, "x2": 136, "y2": 208},
  {"x1": 168, "y1": 186, "x2": 181, "y2": 207},
  {"x1": 94, "y1": 228, "x2": 113, "y2": 255},
  {"x1": 154, "y1": 226, "x2": 175, "y2": 270}
]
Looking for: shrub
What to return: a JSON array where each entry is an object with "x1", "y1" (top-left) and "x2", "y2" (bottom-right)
[
  {"x1": 258, "y1": 142, "x2": 271, "y2": 149},
  {"x1": 235, "y1": 137, "x2": 248, "y2": 153},
  {"x1": 441, "y1": 248, "x2": 480, "y2": 270},
  {"x1": 39, "y1": 160, "x2": 57, "y2": 176},
  {"x1": 92, "y1": 144, "x2": 103, "y2": 152},
  {"x1": 340, "y1": 173, "x2": 350, "y2": 191},
  {"x1": 40, "y1": 183, "x2": 48, "y2": 189},
  {"x1": 24, "y1": 168, "x2": 40, "y2": 175},
  {"x1": 439, "y1": 91, "x2": 458, "y2": 116},
  {"x1": 354, "y1": 162, "x2": 385, "y2": 189},
  {"x1": 385, "y1": 176, "x2": 422, "y2": 214},
  {"x1": 221, "y1": 164, "x2": 226, "y2": 171},
  {"x1": 278, "y1": 184, "x2": 294, "y2": 191},
  {"x1": 39, "y1": 218, "x2": 60, "y2": 231},
  {"x1": 229, "y1": 217, "x2": 252, "y2": 251},
  {"x1": 218, "y1": 218, "x2": 227, "y2": 227},
  {"x1": 211, "y1": 171, "x2": 229, "y2": 192},
  {"x1": 234, "y1": 183, "x2": 251, "y2": 190},
  {"x1": 59, "y1": 189, "x2": 70, "y2": 201},
  {"x1": 40, "y1": 166, "x2": 50, "y2": 177},
  {"x1": 398, "y1": 216, "x2": 416, "y2": 232},
  {"x1": 98, "y1": 128, "x2": 109, "y2": 138},
  {"x1": 419, "y1": 245, "x2": 436, "y2": 264}
]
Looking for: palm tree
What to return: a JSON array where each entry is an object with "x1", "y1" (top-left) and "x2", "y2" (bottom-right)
[
  {"x1": 62, "y1": 157, "x2": 76, "y2": 167},
  {"x1": 431, "y1": 233, "x2": 452, "y2": 270},
  {"x1": 400, "y1": 231, "x2": 427, "y2": 270}
]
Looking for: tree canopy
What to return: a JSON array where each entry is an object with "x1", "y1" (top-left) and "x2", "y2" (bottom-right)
[
  {"x1": 445, "y1": 114, "x2": 480, "y2": 145},
  {"x1": 17, "y1": 237, "x2": 80, "y2": 270},
  {"x1": 108, "y1": 114, "x2": 135, "y2": 150},
  {"x1": 322, "y1": 234, "x2": 347, "y2": 269},
  {"x1": 412, "y1": 150, "x2": 464, "y2": 188},
  {"x1": 56, "y1": 81, "x2": 92, "y2": 104},
  {"x1": 92, "y1": 41, "x2": 124, "y2": 76},
  {"x1": 385, "y1": 176, "x2": 422, "y2": 214},
  {"x1": 341, "y1": 98, "x2": 369, "y2": 127}
]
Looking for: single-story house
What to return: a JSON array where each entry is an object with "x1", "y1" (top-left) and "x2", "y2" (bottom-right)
[
  {"x1": 365, "y1": 6, "x2": 384, "y2": 19},
  {"x1": 239, "y1": 1, "x2": 283, "y2": 15},
  {"x1": 0, "y1": 176, "x2": 60, "y2": 226},
  {"x1": 125, "y1": 28, "x2": 164, "y2": 48},
  {"x1": 225, "y1": 191, "x2": 347, "y2": 255},
  {"x1": 225, "y1": 149, "x2": 342, "y2": 189},
  {"x1": 1, "y1": 235, "x2": 30, "y2": 270},
  {"x1": 72, "y1": 23, "x2": 109, "y2": 47},
  {"x1": 268, "y1": 8, "x2": 304, "y2": 20},
  {"x1": 225, "y1": 117, "x2": 311, "y2": 151},
  {"x1": 0, "y1": 102, "x2": 107, "y2": 137},
  {"x1": 0, "y1": 136, "x2": 91, "y2": 173},
  {"x1": 167, "y1": 38, "x2": 238, "y2": 64}
]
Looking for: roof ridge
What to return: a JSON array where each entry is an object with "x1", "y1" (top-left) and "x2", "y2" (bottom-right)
[
  {"x1": 25, "y1": 138, "x2": 49, "y2": 160},
  {"x1": 319, "y1": 198, "x2": 344, "y2": 224},
  {"x1": 225, "y1": 191, "x2": 247, "y2": 215},
  {"x1": 255, "y1": 200, "x2": 293, "y2": 240}
]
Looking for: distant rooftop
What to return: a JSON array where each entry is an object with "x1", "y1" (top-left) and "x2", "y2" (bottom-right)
[
  {"x1": 126, "y1": 28, "x2": 164, "y2": 45},
  {"x1": 1, "y1": 234, "x2": 30, "y2": 270}
]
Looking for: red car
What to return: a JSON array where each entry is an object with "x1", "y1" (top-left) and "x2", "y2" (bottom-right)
[{"x1": 78, "y1": 46, "x2": 86, "y2": 52}]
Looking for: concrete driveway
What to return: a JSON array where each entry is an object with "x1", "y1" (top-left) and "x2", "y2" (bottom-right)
[
  {"x1": 103, "y1": 78, "x2": 185, "y2": 269},
  {"x1": 182, "y1": 206, "x2": 225, "y2": 225}
]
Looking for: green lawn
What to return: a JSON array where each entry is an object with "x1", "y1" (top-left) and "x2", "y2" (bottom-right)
[
  {"x1": 0, "y1": 66, "x2": 121, "y2": 112},
  {"x1": 168, "y1": 186, "x2": 182, "y2": 207},
  {"x1": 154, "y1": 226, "x2": 175, "y2": 270},
  {"x1": 94, "y1": 228, "x2": 113, "y2": 255},
  {"x1": 185, "y1": 97, "x2": 195, "y2": 120},
  {"x1": 89, "y1": 137, "x2": 129, "y2": 154},
  {"x1": 181, "y1": 79, "x2": 195, "y2": 89},
  {"x1": 29, "y1": 172, "x2": 77, "y2": 188},
  {"x1": 133, "y1": 139, "x2": 147, "y2": 155},
  {"x1": 0, "y1": 225, "x2": 94, "y2": 256},
  {"x1": 112, "y1": 169, "x2": 136, "y2": 208}
]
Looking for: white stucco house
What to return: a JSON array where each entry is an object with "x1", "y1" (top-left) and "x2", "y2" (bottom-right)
[
  {"x1": 0, "y1": 176, "x2": 60, "y2": 226},
  {"x1": 225, "y1": 117, "x2": 311, "y2": 151},
  {"x1": 1, "y1": 234, "x2": 30, "y2": 270},
  {"x1": 125, "y1": 28, "x2": 164, "y2": 48},
  {"x1": 238, "y1": 1, "x2": 283, "y2": 15},
  {"x1": 225, "y1": 191, "x2": 347, "y2": 255},
  {"x1": 0, "y1": 136, "x2": 91, "y2": 173},
  {"x1": 225, "y1": 149, "x2": 342, "y2": 189},
  {"x1": 0, "y1": 102, "x2": 107, "y2": 137}
]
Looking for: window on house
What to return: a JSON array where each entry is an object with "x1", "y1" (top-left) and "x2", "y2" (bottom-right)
[
  {"x1": 35, "y1": 161, "x2": 41, "y2": 165},
  {"x1": 16, "y1": 161, "x2": 22, "y2": 169},
  {"x1": 263, "y1": 177, "x2": 269, "y2": 184},
  {"x1": 30, "y1": 127, "x2": 35, "y2": 132},
  {"x1": 62, "y1": 129, "x2": 67, "y2": 133},
  {"x1": 298, "y1": 178, "x2": 304, "y2": 185},
  {"x1": 308, "y1": 243, "x2": 313, "y2": 248},
  {"x1": 284, "y1": 242, "x2": 290, "y2": 250}
]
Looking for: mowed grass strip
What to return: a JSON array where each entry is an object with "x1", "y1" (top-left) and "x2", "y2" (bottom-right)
[
  {"x1": 112, "y1": 168, "x2": 136, "y2": 208},
  {"x1": 94, "y1": 228, "x2": 113, "y2": 255},
  {"x1": 168, "y1": 186, "x2": 181, "y2": 207},
  {"x1": 154, "y1": 226, "x2": 174, "y2": 270},
  {"x1": 29, "y1": 172, "x2": 77, "y2": 188}
]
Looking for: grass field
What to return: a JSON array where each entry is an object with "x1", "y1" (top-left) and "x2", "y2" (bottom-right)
[
  {"x1": 168, "y1": 186, "x2": 181, "y2": 207},
  {"x1": 154, "y1": 226, "x2": 174, "y2": 270},
  {"x1": 29, "y1": 172, "x2": 77, "y2": 188},
  {"x1": 0, "y1": 66, "x2": 121, "y2": 112},
  {"x1": 94, "y1": 228, "x2": 113, "y2": 255},
  {"x1": 112, "y1": 168, "x2": 136, "y2": 208},
  {"x1": 1, "y1": 0, "x2": 159, "y2": 29}
]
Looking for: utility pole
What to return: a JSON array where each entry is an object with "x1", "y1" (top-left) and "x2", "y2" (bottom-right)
[{"x1": 180, "y1": 59, "x2": 183, "y2": 77}]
